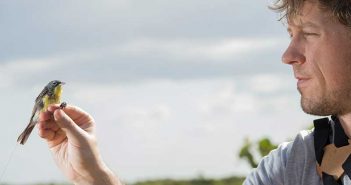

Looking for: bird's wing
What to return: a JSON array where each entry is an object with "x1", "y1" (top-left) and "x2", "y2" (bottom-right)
[
  {"x1": 35, "y1": 86, "x2": 48, "y2": 103},
  {"x1": 17, "y1": 105, "x2": 40, "y2": 145},
  {"x1": 17, "y1": 86, "x2": 48, "y2": 145}
]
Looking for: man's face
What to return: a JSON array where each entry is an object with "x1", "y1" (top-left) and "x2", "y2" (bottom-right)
[{"x1": 282, "y1": 1, "x2": 351, "y2": 116}]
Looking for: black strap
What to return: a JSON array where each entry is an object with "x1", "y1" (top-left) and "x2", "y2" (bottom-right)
[
  {"x1": 314, "y1": 116, "x2": 351, "y2": 185},
  {"x1": 314, "y1": 117, "x2": 331, "y2": 165}
]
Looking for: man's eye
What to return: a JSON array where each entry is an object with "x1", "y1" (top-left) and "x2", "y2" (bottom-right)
[{"x1": 303, "y1": 32, "x2": 319, "y2": 36}]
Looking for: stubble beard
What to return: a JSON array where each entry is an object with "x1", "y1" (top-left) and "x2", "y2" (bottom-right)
[{"x1": 299, "y1": 87, "x2": 351, "y2": 116}]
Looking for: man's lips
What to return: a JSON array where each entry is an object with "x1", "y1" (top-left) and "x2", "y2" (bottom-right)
[{"x1": 296, "y1": 76, "x2": 311, "y2": 88}]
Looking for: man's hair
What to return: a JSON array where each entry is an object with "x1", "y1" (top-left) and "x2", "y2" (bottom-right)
[{"x1": 270, "y1": 0, "x2": 351, "y2": 27}]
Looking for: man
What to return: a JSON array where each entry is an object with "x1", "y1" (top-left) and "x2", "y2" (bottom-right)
[
  {"x1": 38, "y1": 0, "x2": 351, "y2": 184},
  {"x1": 244, "y1": 0, "x2": 351, "y2": 184}
]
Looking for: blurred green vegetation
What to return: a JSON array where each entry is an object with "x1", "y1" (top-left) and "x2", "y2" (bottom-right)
[
  {"x1": 239, "y1": 137, "x2": 278, "y2": 168},
  {"x1": 0, "y1": 176, "x2": 245, "y2": 185},
  {"x1": 132, "y1": 176, "x2": 245, "y2": 185},
  {"x1": 33, "y1": 183, "x2": 70, "y2": 185}
]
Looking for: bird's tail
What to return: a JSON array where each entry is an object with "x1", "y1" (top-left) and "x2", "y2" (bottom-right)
[{"x1": 17, "y1": 122, "x2": 36, "y2": 145}]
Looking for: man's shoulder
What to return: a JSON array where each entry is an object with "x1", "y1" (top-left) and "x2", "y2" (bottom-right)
[
  {"x1": 282, "y1": 129, "x2": 320, "y2": 184},
  {"x1": 274, "y1": 129, "x2": 314, "y2": 157},
  {"x1": 254, "y1": 130, "x2": 315, "y2": 173},
  {"x1": 263, "y1": 129, "x2": 315, "y2": 171},
  {"x1": 280, "y1": 129, "x2": 314, "y2": 160},
  {"x1": 243, "y1": 129, "x2": 318, "y2": 185},
  {"x1": 280, "y1": 129, "x2": 317, "y2": 177},
  {"x1": 296, "y1": 129, "x2": 314, "y2": 141},
  {"x1": 290, "y1": 129, "x2": 314, "y2": 151}
]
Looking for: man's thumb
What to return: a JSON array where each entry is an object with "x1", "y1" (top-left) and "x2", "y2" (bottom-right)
[{"x1": 53, "y1": 109, "x2": 85, "y2": 141}]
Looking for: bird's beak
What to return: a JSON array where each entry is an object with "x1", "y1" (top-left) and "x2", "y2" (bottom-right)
[{"x1": 61, "y1": 82, "x2": 66, "y2": 85}]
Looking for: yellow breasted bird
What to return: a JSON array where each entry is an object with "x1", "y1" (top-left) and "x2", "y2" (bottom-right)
[{"x1": 17, "y1": 80, "x2": 65, "y2": 145}]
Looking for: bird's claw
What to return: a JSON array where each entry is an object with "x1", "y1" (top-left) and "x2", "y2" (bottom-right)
[{"x1": 60, "y1": 102, "x2": 67, "y2": 109}]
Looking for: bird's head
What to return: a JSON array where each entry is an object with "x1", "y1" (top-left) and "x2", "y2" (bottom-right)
[{"x1": 47, "y1": 80, "x2": 65, "y2": 97}]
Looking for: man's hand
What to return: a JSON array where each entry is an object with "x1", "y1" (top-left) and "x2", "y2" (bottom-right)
[{"x1": 38, "y1": 104, "x2": 122, "y2": 185}]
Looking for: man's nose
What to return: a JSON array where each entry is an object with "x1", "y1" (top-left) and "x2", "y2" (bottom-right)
[{"x1": 282, "y1": 40, "x2": 306, "y2": 65}]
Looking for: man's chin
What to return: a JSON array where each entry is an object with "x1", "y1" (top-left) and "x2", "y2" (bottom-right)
[
  {"x1": 301, "y1": 108, "x2": 331, "y2": 116},
  {"x1": 300, "y1": 98, "x2": 333, "y2": 116}
]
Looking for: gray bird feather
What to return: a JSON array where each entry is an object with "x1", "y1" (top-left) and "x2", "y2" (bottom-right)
[{"x1": 17, "y1": 80, "x2": 63, "y2": 145}]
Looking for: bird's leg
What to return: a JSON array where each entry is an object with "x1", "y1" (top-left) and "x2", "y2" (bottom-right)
[{"x1": 60, "y1": 102, "x2": 67, "y2": 109}]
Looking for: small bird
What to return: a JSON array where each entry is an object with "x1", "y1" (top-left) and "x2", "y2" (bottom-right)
[{"x1": 17, "y1": 80, "x2": 66, "y2": 145}]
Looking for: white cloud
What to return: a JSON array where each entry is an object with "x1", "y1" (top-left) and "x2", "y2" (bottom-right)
[
  {"x1": 249, "y1": 74, "x2": 292, "y2": 93},
  {"x1": 199, "y1": 74, "x2": 296, "y2": 118},
  {"x1": 3, "y1": 37, "x2": 287, "y2": 68},
  {"x1": 1, "y1": 58, "x2": 57, "y2": 72},
  {"x1": 118, "y1": 37, "x2": 286, "y2": 61},
  {"x1": 119, "y1": 105, "x2": 171, "y2": 129},
  {"x1": 204, "y1": 38, "x2": 283, "y2": 61},
  {"x1": 200, "y1": 84, "x2": 258, "y2": 116},
  {"x1": 0, "y1": 36, "x2": 289, "y2": 89},
  {"x1": 0, "y1": 58, "x2": 63, "y2": 88}
]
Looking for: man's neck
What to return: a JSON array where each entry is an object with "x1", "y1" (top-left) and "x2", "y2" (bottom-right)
[{"x1": 337, "y1": 114, "x2": 351, "y2": 138}]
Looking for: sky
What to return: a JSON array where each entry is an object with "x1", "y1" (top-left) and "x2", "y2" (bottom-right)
[{"x1": 0, "y1": 0, "x2": 319, "y2": 184}]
